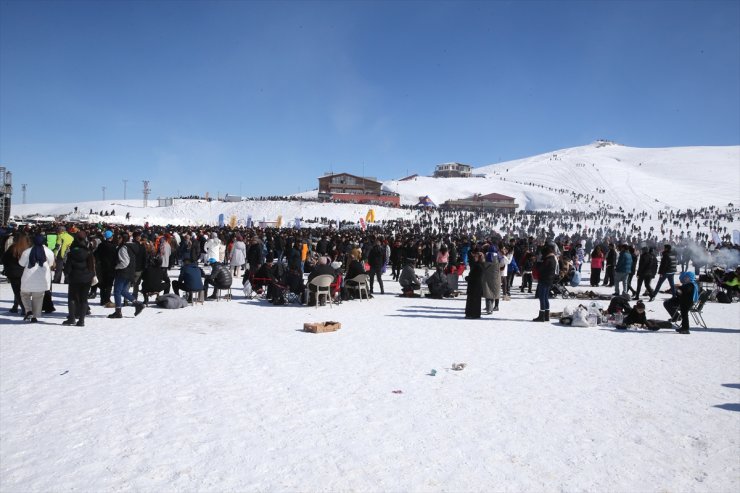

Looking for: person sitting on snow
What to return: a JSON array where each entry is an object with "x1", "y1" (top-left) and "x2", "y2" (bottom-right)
[
  {"x1": 426, "y1": 265, "x2": 452, "y2": 298},
  {"x1": 399, "y1": 258, "x2": 421, "y2": 296},
  {"x1": 615, "y1": 301, "x2": 647, "y2": 330}
]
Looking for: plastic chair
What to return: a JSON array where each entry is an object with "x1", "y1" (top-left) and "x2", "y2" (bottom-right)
[
  {"x1": 347, "y1": 274, "x2": 370, "y2": 301},
  {"x1": 306, "y1": 274, "x2": 334, "y2": 308}
]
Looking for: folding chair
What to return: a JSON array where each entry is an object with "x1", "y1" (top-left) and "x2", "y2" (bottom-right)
[
  {"x1": 250, "y1": 277, "x2": 273, "y2": 300},
  {"x1": 689, "y1": 290, "x2": 711, "y2": 329}
]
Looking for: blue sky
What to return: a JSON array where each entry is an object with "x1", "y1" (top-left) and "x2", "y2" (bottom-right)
[{"x1": 1, "y1": 0, "x2": 738, "y2": 203}]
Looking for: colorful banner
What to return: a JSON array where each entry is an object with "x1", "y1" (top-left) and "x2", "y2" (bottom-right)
[{"x1": 366, "y1": 209, "x2": 375, "y2": 223}]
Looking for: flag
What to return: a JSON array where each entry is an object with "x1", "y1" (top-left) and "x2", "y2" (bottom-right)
[{"x1": 218, "y1": 213, "x2": 225, "y2": 227}]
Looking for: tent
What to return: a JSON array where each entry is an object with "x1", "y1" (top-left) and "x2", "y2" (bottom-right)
[{"x1": 416, "y1": 196, "x2": 437, "y2": 207}]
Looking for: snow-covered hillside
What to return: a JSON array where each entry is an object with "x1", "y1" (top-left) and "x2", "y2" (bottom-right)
[
  {"x1": 12, "y1": 143, "x2": 740, "y2": 226},
  {"x1": 386, "y1": 143, "x2": 740, "y2": 211}
]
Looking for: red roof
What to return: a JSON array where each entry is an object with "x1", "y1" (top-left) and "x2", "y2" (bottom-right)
[{"x1": 473, "y1": 193, "x2": 516, "y2": 201}]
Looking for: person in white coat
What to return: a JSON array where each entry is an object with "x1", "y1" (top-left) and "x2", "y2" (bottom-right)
[
  {"x1": 19, "y1": 234, "x2": 55, "y2": 322},
  {"x1": 204, "y1": 232, "x2": 221, "y2": 262},
  {"x1": 229, "y1": 235, "x2": 247, "y2": 278}
]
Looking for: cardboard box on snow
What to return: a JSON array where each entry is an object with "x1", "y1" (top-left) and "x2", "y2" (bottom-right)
[{"x1": 303, "y1": 321, "x2": 342, "y2": 333}]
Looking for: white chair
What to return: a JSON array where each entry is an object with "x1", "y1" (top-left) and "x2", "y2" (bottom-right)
[
  {"x1": 306, "y1": 274, "x2": 334, "y2": 308},
  {"x1": 347, "y1": 274, "x2": 370, "y2": 301}
]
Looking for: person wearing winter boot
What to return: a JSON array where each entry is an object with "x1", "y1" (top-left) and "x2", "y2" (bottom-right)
[
  {"x1": 533, "y1": 244, "x2": 558, "y2": 322},
  {"x1": 62, "y1": 231, "x2": 95, "y2": 327},
  {"x1": 662, "y1": 271, "x2": 698, "y2": 334},
  {"x1": 109, "y1": 232, "x2": 145, "y2": 319},
  {"x1": 481, "y1": 251, "x2": 500, "y2": 314}
]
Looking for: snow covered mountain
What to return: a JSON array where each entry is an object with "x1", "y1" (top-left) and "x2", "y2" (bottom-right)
[
  {"x1": 385, "y1": 142, "x2": 740, "y2": 211},
  {"x1": 12, "y1": 142, "x2": 740, "y2": 226}
]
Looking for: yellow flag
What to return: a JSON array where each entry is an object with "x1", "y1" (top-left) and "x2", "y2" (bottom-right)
[
  {"x1": 276, "y1": 215, "x2": 282, "y2": 228},
  {"x1": 229, "y1": 215, "x2": 237, "y2": 228},
  {"x1": 366, "y1": 209, "x2": 375, "y2": 223}
]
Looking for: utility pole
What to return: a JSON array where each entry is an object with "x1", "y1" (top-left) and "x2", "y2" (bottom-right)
[
  {"x1": 123, "y1": 179, "x2": 128, "y2": 200},
  {"x1": 142, "y1": 180, "x2": 151, "y2": 208},
  {"x1": 102, "y1": 186, "x2": 106, "y2": 200},
  {"x1": 21, "y1": 184, "x2": 27, "y2": 204}
]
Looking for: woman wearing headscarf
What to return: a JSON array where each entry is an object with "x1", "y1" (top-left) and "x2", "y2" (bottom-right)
[
  {"x1": 464, "y1": 252, "x2": 484, "y2": 319},
  {"x1": 229, "y1": 234, "x2": 247, "y2": 278},
  {"x1": 663, "y1": 271, "x2": 699, "y2": 334},
  {"x1": 19, "y1": 234, "x2": 55, "y2": 322}
]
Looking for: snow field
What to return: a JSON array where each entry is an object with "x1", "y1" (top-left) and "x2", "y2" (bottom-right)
[{"x1": 1, "y1": 265, "x2": 739, "y2": 492}]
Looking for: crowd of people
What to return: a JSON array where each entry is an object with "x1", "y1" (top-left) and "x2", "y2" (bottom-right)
[{"x1": 2, "y1": 205, "x2": 738, "y2": 334}]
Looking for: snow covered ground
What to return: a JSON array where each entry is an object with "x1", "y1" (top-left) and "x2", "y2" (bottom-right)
[
  {"x1": 1, "y1": 264, "x2": 739, "y2": 492},
  {"x1": 3, "y1": 142, "x2": 739, "y2": 491}
]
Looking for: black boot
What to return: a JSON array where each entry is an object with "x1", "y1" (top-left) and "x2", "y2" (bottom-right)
[
  {"x1": 108, "y1": 308, "x2": 123, "y2": 319},
  {"x1": 493, "y1": 299, "x2": 499, "y2": 311},
  {"x1": 62, "y1": 318, "x2": 76, "y2": 326},
  {"x1": 544, "y1": 310, "x2": 550, "y2": 321},
  {"x1": 533, "y1": 310, "x2": 545, "y2": 322},
  {"x1": 134, "y1": 302, "x2": 145, "y2": 317}
]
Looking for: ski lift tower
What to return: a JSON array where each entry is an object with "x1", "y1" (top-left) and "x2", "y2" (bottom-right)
[{"x1": 0, "y1": 167, "x2": 12, "y2": 226}]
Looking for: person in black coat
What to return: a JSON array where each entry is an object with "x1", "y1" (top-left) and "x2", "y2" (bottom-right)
[
  {"x1": 534, "y1": 244, "x2": 558, "y2": 322},
  {"x1": 62, "y1": 232, "x2": 95, "y2": 326},
  {"x1": 603, "y1": 243, "x2": 617, "y2": 287},
  {"x1": 615, "y1": 301, "x2": 647, "y2": 330},
  {"x1": 367, "y1": 239, "x2": 386, "y2": 294},
  {"x1": 307, "y1": 257, "x2": 335, "y2": 305},
  {"x1": 2, "y1": 232, "x2": 29, "y2": 314},
  {"x1": 650, "y1": 245, "x2": 678, "y2": 301},
  {"x1": 94, "y1": 231, "x2": 119, "y2": 306},
  {"x1": 635, "y1": 247, "x2": 658, "y2": 300},
  {"x1": 344, "y1": 254, "x2": 367, "y2": 299},
  {"x1": 662, "y1": 272, "x2": 697, "y2": 334},
  {"x1": 205, "y1": 259, "x2": 233, "y2": 299},
  {"x1": 464, "y1": 253, "x2": 484, "y2": 319},
  {"x1": 140, "y1": 255, "x2": 169, "y2": 304}
]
